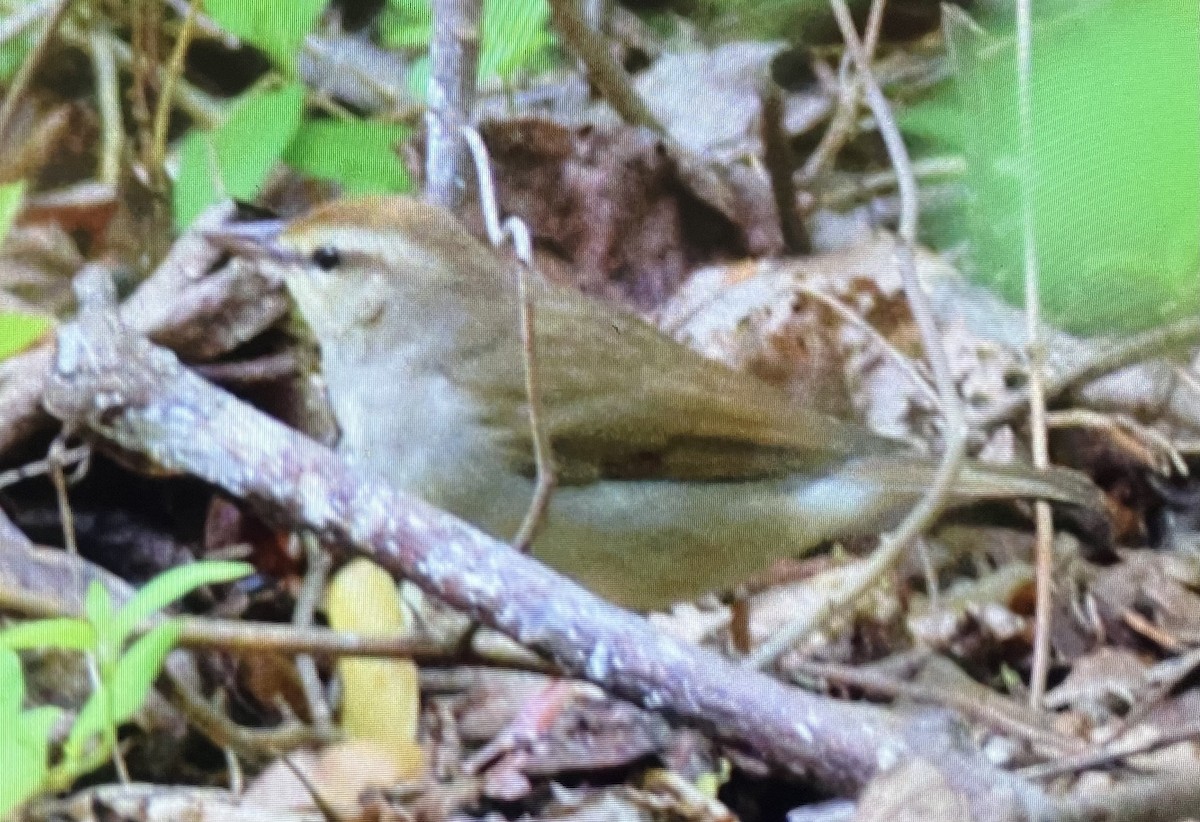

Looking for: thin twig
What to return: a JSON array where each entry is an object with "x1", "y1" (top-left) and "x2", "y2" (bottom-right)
[
  {"x1": 760, "y1": 82, "x2": 810, "y2": 254},
  {"x1": 60, "y1": 23, "x2": 224, "y2": 128},
  {"x1": 294, "y1": 533, "x2": 335, "y2": 735},
  {"x1": 798, "y1": 0, "x2": 887, "y2": 183},
  {"x1": 148, "y1": 0, "x2": 202, "y2": 193},
  {"x1": 0, "y1": 444, "x2": 89, "y2": 491},
  {"x1": 47, "y1": 435, "x2": 79, "y2": 556},
  {"x1": 300, "y1": 33, "x2": 419, "y2": 115},
  {"x1": 548, "y1": 0, "x2": 664, "y2": 134},
  {"x1": 816, "y1": 155, "x2": 967, "y2": 208},
  {"x1": 973, "y1": 313, "x2": 1200, "y2": 430},
  {"x1": 425, "y1": 0, "x2": 481, "y2": 211},
  {"x1": 280, "y1": 753, "x2": 343, "y2": 822},
  {"x1": 1177, "y1": 360, "x2": 1200, "y2": 400},
  {"x1": 511, "y1": 264, "x2": 558, "y2": 551},
  {"x1": 0, "y1": 0, "x2": 73, "y2": 144},
  {"x1": 835, "y1": 0, "x2": 968, "y2": 512},
  {"x1": 87, "y1": 28, "x2": 121, "y2": 186},
  {"x1": 1019, "y1": 721, "x2": 1200, "y2": 780},
  {"x1": 162, "y1": 0, "x2": 237, "y2": 45},
  {"x1": 788, "y1": 657, "x2": 1085, "y2": 755},
  {"x1": 1046, "y1": 408, "x2": 1187, "y2": 477},
  {"x1": 462, "y1": 127, "x2": 557, "y2": 550},
  {"x1": 1015, "y1": 0, "x2": 1054, "y2": 708},
  {"x1": 192, "y1": 352, "x2": 300, "y2": 385},
  {"x1": 126, "y1": 0, "x2": 158, "y2": 162},
  {"x1": 84, "y1": 652, "x2": 130, "y2": 783}
]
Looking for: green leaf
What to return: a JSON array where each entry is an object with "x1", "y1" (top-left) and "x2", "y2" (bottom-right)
[
  {"x1": 110, "y1": 561, "x2": 252, "y2": 645},
  {"x1": 0, "y1": 618, "x2": 95, "y2": 652},
  {"x1": 0, "y1": 709, "x2": 56, "y2": 818},
  {"x1": 0, "y1": 183, "x2": 50, "y2": 362},
  {"x1": 0, "y1": 179, "x2": 25, "y2": 244},
  {"x1": 0, "y1": 650, "x2": 59, "y2": 818},
  {"x1": 896, "y1": 96, "x2": 962, "y2": 145},
  {"x1": 173, "y1": 83, "x2": 305, "y2": 228},
  {"x1": 284, "y1": 119, "x2": 414, "y2": 194},
  {"x1": 479, "y1": 0, "x2": 553, "y2": 80},
  {"x1": 62, "y1": 690, "x2": 108, "y2": 764},
  {"x1": 83, "y1": 583, "x2": 114, "y2": 636},
  {"x1": 18, "y1": 706, "x2": 62, "y2": 741},
  {"x1": 0, "y1": 648, "x2": 24, "y2": 715},
  {"x1": 406, "y1": 56, "x2": 431, "y2": 100},
  {"x1": 0, "y1": 28, "x2": 34, "y2": 84},
  {"x1": 205, "y1": 0, "x2": 326, "y2": 70},
  {"x1": 105, "y1": 623, "x2": 183, "y2": 724},
  {"x1": 65, "y1": 622, "x2": 182, "y2": 761},
  {"x1": 0, "y1": 311, "x2": 52, "y2": 360}
]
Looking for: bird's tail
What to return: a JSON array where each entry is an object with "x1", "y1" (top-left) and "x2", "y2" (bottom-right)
[
  {"x1": 841, "y1": 453, "x2": 1107, "y2": 514},
  {"x1": 838, "y1": 453, "x2": 1112, "y2": 549}
]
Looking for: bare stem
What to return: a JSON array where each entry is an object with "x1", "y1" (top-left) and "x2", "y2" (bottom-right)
[
  {"x1": 548, "y1": 0, "x2": 664, "y2": 134},
  {"x1": 1013, "y1": 0, "x2": 1055, "y2": 708},
  {"x1": 972, "y1": 313, "x2": 1200, "y2": 430},
  {"x1": 760, "y1": 82, "x2": 810, "y2": 254},
  {"x1": 88, "y1": 28, "x2": 122, "y2": 185},
  {"x1": 461, "y1": 127, "x2": 557, "y2": 550},
  {"x1": 799, "y1": 0, "x2": 888, "y2": 183},
  {"x1": 293, "y1": 533, "x2": 335, "y2": 735},
  {"x1": 148, "y1": 0, "x2": 203, "y2": 193},
  {"x1": 425, "y1": 0, "x2": 481, "y2": 212}
]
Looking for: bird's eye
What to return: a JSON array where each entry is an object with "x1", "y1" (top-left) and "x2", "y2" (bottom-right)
[{"x1": 311, "y1": 245, "x2": 342, "y2": 271}]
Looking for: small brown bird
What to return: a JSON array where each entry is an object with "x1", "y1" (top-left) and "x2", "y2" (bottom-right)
[{"x1": 212, "y1": 196, "x2": 1104, "y2": 609}]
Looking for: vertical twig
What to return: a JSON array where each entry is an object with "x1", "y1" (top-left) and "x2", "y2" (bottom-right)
[
  {"x1": 127, "y1": 0, "x2": 158, "y2": 168},
  {"x1": 147, "y1": 0, "x2": 203, "y2": 193},
  {"x1": 1015, "y1": 0, "x2": 1055, "y2": 708},
  {"x1": 0, "y1": 0, "x2": 73, "y2": 144},
  {"x1": 76, "y1": 26, "x2": 223, "y2": 128},
  {"x1": 830, "y1": 0, "x2": 965, "y2": 457},
  {"x1": 294, "y1": 533, "x2": 335, "y2": 735},
  {"x1": 425, "y1": 0, "x2": 481, "y2": 212},
  {"x1": 581, "y1": 0, "x2": 612, "y2": 31},
  {"x1": 461, "y1": 127, "x2": 557, "y2": 550},
  {"x1": 548, "y1": 0, "x2": 665, "y2": 134},
  {"x1": 760, "y1": 82, "x2": 810, "y2": 254},
  {"x1": 88, "y1": 29, "x2": 121, "y2": 186},
  {"x1": 510, "y1": 262, "x2": 557, "y2": 552},
  {"x1": 799, "y1": 0, "x2": 887, "y2": 182},
  {"x1": 48, "y1": 434, "x2": 79, "y2": 556}
]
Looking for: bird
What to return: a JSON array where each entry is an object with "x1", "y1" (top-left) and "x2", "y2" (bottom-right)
[{"x1": 208, "y1": 195, "x2": 1106, "y2": 609}]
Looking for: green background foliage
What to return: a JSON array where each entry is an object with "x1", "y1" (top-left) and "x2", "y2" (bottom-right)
[{"x1": 910, "y1": 0, "x2": 1199, "y2": 334}]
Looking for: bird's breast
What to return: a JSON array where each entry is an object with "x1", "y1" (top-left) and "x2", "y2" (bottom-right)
[{"x1": 322, "y1": 358, "x2": 530, "y2": 533}]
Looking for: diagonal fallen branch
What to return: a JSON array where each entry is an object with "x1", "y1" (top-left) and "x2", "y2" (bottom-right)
[
  {"x1": 0, "y1": 202, "x2": 289, "y2": 457},
  {"x1": 41, "y1": 268, "x2": 1055, "y2": 820}
]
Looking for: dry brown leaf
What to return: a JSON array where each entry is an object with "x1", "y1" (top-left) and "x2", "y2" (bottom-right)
[{"x1": 1043, "y1": 648, "x2": 1151, "y2": 717}]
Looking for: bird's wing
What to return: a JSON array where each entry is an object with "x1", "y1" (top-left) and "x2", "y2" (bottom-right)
[{"x1": 455, "y1": 274, "x2": 907, "y2": 484}]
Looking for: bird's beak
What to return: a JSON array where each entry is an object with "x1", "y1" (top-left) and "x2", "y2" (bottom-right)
[{"x1": 202, "y1": 219, "x2": 303, "y2": 263}]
